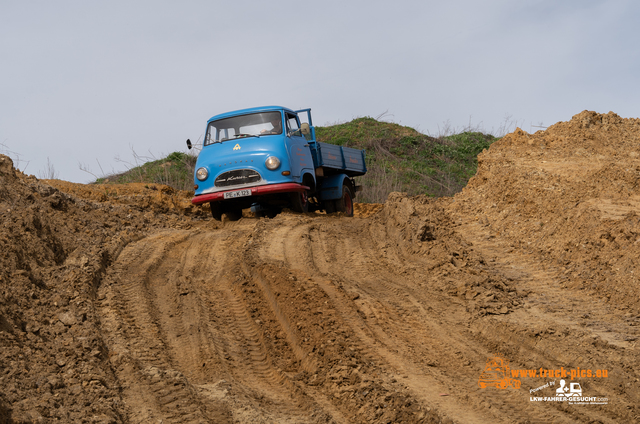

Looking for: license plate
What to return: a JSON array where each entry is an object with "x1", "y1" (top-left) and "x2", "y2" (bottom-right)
[{"x1": 223, "y1": 189, "x2": 251, "y2": 199}]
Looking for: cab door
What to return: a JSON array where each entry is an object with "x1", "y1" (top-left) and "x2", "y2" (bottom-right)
[{"x1": 287, "y1": 112, "x2": 313, "y2": 181}]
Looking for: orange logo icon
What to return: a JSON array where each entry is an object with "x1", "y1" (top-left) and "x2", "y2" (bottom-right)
[{"x1": 478, "y1": 356, "x2": 521, "y2": 389}]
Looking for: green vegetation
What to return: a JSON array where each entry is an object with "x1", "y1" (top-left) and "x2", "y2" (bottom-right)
[
  {"x1": 314, "y1": 117, "x2": 421, "y2": 146},
  {"x1": 315, "y1": 118, "x2": 496, "y2": 202},
  {"x1": 96, "y1": 117, "x2": 497, "y2": 202},
  {"x1": 95, "y1": 151, "x2": 197, "y2": 192}
]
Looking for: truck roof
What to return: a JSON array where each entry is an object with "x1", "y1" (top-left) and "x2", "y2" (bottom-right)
[{"x1": 207, "y1": 106, "x2": 296, "y2": 123}]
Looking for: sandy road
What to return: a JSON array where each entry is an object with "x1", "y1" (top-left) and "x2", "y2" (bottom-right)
[
  {"x1": 3, "y1": 112, "x2": 640, "y2": 423},
  {"x1": 94, "y1": 192, "x2": 639, "y2": 423}
]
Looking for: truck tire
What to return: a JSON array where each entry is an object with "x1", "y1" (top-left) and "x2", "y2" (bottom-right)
[
  {"x1": 210, "y1": 202, "x2": 223, "y2": 221},
  {"x1": 224, "y1": 207, "x2": 243, "y2": 221},
  {"x1": 290, "y1": 190, "x2": 309, "y2": 213},
  {"x1": 255, "y1": 207, "x2": 281, "y2": 219},
  {"x1": 323, "y1": 200, "x2": 336, "y2": 214},
  {"x1": 335, "y1": 183, "x2": 354, "y2": 217}
]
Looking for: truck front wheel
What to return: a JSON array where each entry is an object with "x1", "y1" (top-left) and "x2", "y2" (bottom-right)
[
  {"x1": 335, "y1": 183, "x2": 354, "y2": 217},
  {"x1": 210, "y1": 202, "x2": 223, "y2": 221},
  {"x1": 255, "y1": 206, "x2": 281, "y2": 219},
  {"x1": 290, "y1": 190, "x2": 309, "y2": 213},
  {"x1": 224, "y1": 206, "x2": 243, "y2": 221}
]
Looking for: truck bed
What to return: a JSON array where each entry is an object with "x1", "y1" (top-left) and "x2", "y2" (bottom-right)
[{"x1": 311, "y1": 142, "x2": 367, "y2": 177}]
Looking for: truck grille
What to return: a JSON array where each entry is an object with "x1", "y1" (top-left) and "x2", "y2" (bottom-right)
[{"x1": 215, "y1": 169, "x2": 262, "y2": 187}]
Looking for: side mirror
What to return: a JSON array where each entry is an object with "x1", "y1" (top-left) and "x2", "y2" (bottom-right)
[{"x1": 186, "y1": 139, "x2": 192, "y2": 150}]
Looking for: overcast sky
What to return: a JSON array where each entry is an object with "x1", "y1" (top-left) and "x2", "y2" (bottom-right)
[{"x1": 1, "y1": 0, "x2": 638, "y2": 183}]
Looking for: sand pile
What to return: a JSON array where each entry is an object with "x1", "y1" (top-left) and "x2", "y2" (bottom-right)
[
  {"x1": 451, "y1": 110, "x2": 640, "y2": 313},
  {"x1": 0, "y1": 155, "x2": 192, "y2": 422}
]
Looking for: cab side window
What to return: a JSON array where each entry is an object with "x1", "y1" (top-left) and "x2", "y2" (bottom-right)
[{"x1": 286, "y1": 113, "x2": 302, "y2": 137}]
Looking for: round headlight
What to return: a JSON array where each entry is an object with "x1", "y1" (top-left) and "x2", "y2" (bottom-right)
[
  {"x1": 265, "y1": 156, "x2": 280, "y2": 170},
  {"x1": 196, "y1": 167, "x2": 208, "y2": 181}
]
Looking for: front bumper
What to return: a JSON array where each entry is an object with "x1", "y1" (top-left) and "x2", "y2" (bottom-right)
[{"x1": 191, "y1": 182, "x2": 309, "y2": 205}]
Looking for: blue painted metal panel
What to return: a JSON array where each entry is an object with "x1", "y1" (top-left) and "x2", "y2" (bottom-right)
[
  {"x1": 290, "y1": 143, "x2": 313, "y2": 178},
  {"x1": 343, "y1": 146, "x2": 367, "y2": 173},
  {"x1": 317, "y1": 143, "x2": 343, "y2": 169},
  {"x1": 317, "y1": 174, "x2": 348, "y2": 200},
  {"x1": 314, "y1": 142, "x2": 366, "y2": 176}
]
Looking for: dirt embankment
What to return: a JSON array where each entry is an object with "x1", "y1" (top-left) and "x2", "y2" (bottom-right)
[
  {"x1": 451, "y1": 110, "x2": 640, "y2": 312},
  {"x1": 1, "y1": 110, "x2": 640, "y2": 424},
  {"x1": 0, "y1": 157, "x2": 194, "y2": 422}
]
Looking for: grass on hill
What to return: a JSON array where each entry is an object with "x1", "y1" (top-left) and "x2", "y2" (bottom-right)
[
  {"x1": 95, "y1": 118, "x2": 497, "y2": 203},
  {"x1": 315, "y1": 118, "x2": 496, "y2": 202},
  {"x1": 95, "y1": 151, "x2": 197, "y2": 192}
]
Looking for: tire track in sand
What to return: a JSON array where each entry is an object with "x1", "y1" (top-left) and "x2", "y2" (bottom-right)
[
  {"x1": 256, "y1": 218, "x2": 500, "y2": 424},
  {"x1": 455, "y1": 218, "x2": 639, "y2": 424},
  {"x1": 98, "y1": 230, "x2": 218, "y2": 423},
  {"x1": 101, "y1": 224, "x2": 334, "y2": 423}
]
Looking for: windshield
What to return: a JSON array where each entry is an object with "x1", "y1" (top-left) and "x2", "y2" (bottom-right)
[{"x1": 205, "y1": 111, "x2": 282, "y2": 145}]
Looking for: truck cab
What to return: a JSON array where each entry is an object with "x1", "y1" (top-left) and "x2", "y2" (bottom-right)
[{"x1": 189, "y1": 106, "x2": 366, "y2": 220}]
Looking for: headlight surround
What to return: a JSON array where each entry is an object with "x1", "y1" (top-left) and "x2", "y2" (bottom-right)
[
  {"x1": 196, "y1": 167, "x2": 209, "y2": 181},
  {"x1": 265, "y1": 156, "x2": 281, "y2": 170}
]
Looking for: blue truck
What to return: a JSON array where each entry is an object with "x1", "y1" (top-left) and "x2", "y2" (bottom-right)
[{"x1": 187, "y1": 106, "x2": 367, "y2": 220}]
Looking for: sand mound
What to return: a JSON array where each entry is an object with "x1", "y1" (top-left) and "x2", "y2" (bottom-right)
[
  {"x1": 44, "y1": 180, "x2": 203, "y2": 216},
  {"x1": 0, "y1": 156, "x2": 193, "y2": 422},
  {"x1": 451, "y1": 110, "x2": 640, "y2": 312}
]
